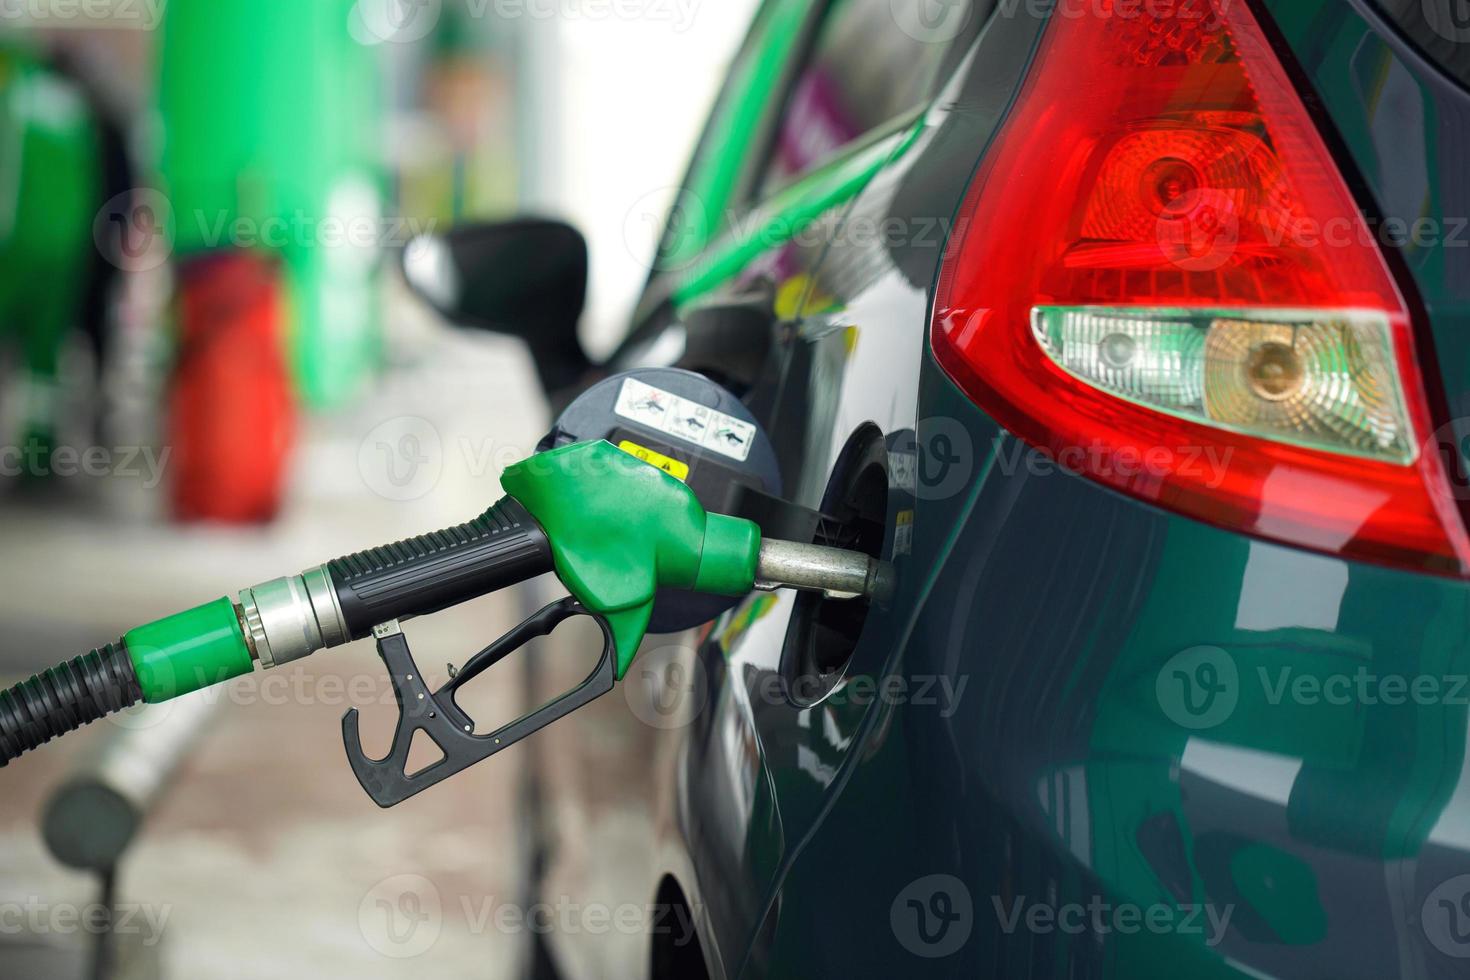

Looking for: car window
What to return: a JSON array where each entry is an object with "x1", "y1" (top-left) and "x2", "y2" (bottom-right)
[
  {"x1": 755, "y1": 0, "x2": 958, "y2": 199},
  {"x1": 643, "y1": 0, "x2": 813, "y2": 280}
]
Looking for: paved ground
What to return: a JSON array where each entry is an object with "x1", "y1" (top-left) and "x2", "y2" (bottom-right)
[{"x1": 0, "y1": 325, "x2": 557, "y2": 980}]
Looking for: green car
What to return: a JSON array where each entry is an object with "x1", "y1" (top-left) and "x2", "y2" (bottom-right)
[{"x1": 421, "y1": 0, "x2": 1470, "y2": 977}]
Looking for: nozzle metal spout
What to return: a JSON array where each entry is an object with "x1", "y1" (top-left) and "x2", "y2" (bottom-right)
[{"x1": 753, "y1": 540, "x2": 894, "y2": 603}]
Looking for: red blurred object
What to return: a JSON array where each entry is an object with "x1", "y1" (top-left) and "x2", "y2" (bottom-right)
[
  {"x1": 168, "y1": 251, "x2": 296, "y2": 523},
  {"x1": 930, "y1": 0, "x2": 1470, "y2": 576}
]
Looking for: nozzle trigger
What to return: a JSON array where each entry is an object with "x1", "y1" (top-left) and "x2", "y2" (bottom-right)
[{"x1": 341, "y1": 597, "x2": 616, "y2": 807}]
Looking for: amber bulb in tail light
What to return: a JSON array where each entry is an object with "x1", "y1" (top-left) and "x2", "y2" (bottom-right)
[{"x1": 930, "y1": 0, "x2": 1470, "y2": 575}]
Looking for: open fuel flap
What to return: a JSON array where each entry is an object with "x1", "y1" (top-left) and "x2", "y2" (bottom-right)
[{"x1": 779, "y1": 423, "x2": 890, "y2": 706}]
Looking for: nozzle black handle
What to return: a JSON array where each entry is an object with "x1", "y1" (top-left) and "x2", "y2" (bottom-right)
[{"x1": 329, "y1": 497, "x2": 555, "y2": 640}]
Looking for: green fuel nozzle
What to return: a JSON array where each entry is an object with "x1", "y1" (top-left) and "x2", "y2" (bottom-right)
[{"x1": 0, "y1": 440, "x2": 891, "y2": 805}]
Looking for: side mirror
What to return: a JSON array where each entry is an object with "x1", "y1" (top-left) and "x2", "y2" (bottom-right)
[{"x1": 402, "y1": 219, "x2": 591, "y2": 392}]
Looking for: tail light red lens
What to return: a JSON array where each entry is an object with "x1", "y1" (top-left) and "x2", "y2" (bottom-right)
[{"x1": 931, "y1": 0, "x2": 1470, "y2": 575}]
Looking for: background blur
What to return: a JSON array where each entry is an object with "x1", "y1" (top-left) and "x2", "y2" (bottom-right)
[{"x1": 0, "y1": 0, "x2": 757, "y2": 976}]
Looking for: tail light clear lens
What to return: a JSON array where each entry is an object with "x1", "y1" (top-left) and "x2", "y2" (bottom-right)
[
  {"x1": 1032, "y1": 307, "x2": 1414, "y2": 463},
  {"x1": 931, "y1": 0, "x2": 1470, "y2": 575}
]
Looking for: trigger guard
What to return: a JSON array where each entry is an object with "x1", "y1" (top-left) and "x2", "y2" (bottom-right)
[{"x1": 340, "y1": 598, "x2": 617, "y2": 808}]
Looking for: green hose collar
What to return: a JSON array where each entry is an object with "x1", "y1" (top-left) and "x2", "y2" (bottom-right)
[{"x1": 125, "y1": 597, "x2": 254, "y2": 703}]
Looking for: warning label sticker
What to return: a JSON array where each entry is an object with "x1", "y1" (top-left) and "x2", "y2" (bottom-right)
[
  {"x1": 613, "y1": 377, "x2": 756, "y2": 462},
  {"x1": 617, "y1": 440, "x2": 690, "y2": 482}
]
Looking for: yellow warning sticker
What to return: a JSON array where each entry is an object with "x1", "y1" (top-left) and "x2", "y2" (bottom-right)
[
  {"x1": 618, "y1": 441, "x2": 690, "y2": 482},
  {"x1": 895, "y1": 509, "x2": 915, "y2": 556}
]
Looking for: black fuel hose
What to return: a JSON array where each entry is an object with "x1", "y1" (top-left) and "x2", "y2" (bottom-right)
[{"x1": 0, "y1": 641, "x2": 142, "y2": 766}]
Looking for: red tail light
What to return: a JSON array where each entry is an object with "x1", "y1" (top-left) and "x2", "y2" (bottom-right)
[{"x1": 931, "y1": 0, "x2": 1470, "y2": 575}]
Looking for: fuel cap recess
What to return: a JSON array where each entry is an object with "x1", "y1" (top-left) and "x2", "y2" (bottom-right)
[{"x1": 540, "y1": 368, "x2": 782, "y2": 633}]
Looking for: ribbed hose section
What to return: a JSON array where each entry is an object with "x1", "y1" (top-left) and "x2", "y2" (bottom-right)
[{"x1": 0, "y1": 641, "x2": 142, "y2": 766}]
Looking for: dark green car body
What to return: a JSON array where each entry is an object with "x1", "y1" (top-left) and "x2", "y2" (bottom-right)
[{"x1": 538, "y1": 2, "x2": 1470, "y2": 977}]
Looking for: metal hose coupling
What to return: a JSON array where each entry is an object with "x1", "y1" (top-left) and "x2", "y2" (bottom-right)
[{"x1": 237, "y1": 566, "x2": 350, "y2": 669}]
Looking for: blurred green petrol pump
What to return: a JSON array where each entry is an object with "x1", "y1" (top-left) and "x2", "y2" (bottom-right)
[
  {"x1": 0, "y1": 42, "x2": 103, "y2": 470},
  {"x1": 155, "y1": 0, "x2": 384, "y2": 520}
]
